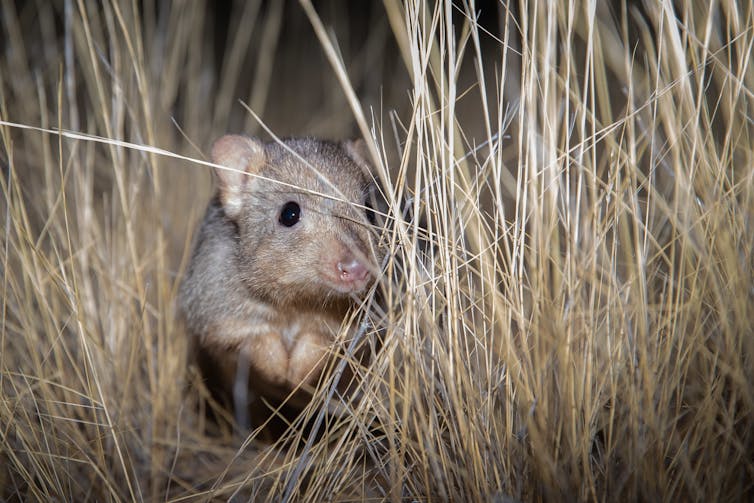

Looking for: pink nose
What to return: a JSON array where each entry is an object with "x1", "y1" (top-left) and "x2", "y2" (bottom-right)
[{"x1": 337, "y1": 259, "x2": 369, "y2": 283}]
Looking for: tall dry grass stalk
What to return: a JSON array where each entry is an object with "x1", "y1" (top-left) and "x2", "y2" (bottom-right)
[{"x1": 1, "y1": 0, "x2": 752, "y2": 501}]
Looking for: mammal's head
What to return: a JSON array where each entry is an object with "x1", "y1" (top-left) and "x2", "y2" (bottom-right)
[{"x1": 211, "y1": 135, "x2": 384, "y2": 307}]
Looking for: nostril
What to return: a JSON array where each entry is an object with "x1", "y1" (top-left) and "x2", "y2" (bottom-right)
[{"x1": 337, "y1": 259, "x2": 369, "y2": 281}]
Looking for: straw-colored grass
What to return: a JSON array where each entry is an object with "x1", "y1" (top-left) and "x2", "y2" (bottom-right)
[{"x1": 1, "y1": 0, "x2": 752, "y2": 501}]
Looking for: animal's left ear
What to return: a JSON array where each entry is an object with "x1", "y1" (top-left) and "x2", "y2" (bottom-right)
[
  {"x1": 344, "y1": 139, "x2": 390, "y2": 229},
  {"x1": 342, "y1": 138, "x2": 374, "y2": 174}
]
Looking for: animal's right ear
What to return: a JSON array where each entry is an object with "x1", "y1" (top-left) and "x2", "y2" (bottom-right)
[{"x1": 211, "y1": 135, "x2": 265, "y2": 219}]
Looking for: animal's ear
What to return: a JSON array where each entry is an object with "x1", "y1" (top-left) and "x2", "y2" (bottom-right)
[
  {"x1": 211, "y1": 135, "x2": 265, "y2": 218},
  {"x1": 344, "y1": 139, "x2": 392, "y2": 230},
  {"x1": 342, "y1": 138, "x2": 374, "y2": 173}
]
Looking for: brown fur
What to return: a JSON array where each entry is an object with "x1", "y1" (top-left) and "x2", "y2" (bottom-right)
[{"x1": 179, "y1": 135, "x2": 382, "y2": 425}]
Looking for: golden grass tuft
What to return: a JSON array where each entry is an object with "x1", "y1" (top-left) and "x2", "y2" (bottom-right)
[{"x1": 1, "y1": 0, "x2": 752, "y2": 501}]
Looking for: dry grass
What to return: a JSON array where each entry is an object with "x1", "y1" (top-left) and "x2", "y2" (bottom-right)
[{"x1": 1, "y1": 0, "x2": 752, "y2": 501}]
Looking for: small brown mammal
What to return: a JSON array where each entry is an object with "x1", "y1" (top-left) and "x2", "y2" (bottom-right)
[{"x1": 179, "y1": 135, "x2": 382, "y2": 428}]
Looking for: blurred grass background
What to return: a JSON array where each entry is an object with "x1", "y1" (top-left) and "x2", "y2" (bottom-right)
[{"x1": 1, "y1": 0, "x2": 753, "y2": 501}]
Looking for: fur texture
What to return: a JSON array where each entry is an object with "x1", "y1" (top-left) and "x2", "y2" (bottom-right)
[{"x1": 179, "y1": 135, "x2": 382, "y2": 418}]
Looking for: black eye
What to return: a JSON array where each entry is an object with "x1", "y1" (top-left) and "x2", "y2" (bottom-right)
[{"x1": 279, "y1": 201, "x2": 301, "y2": 227}]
